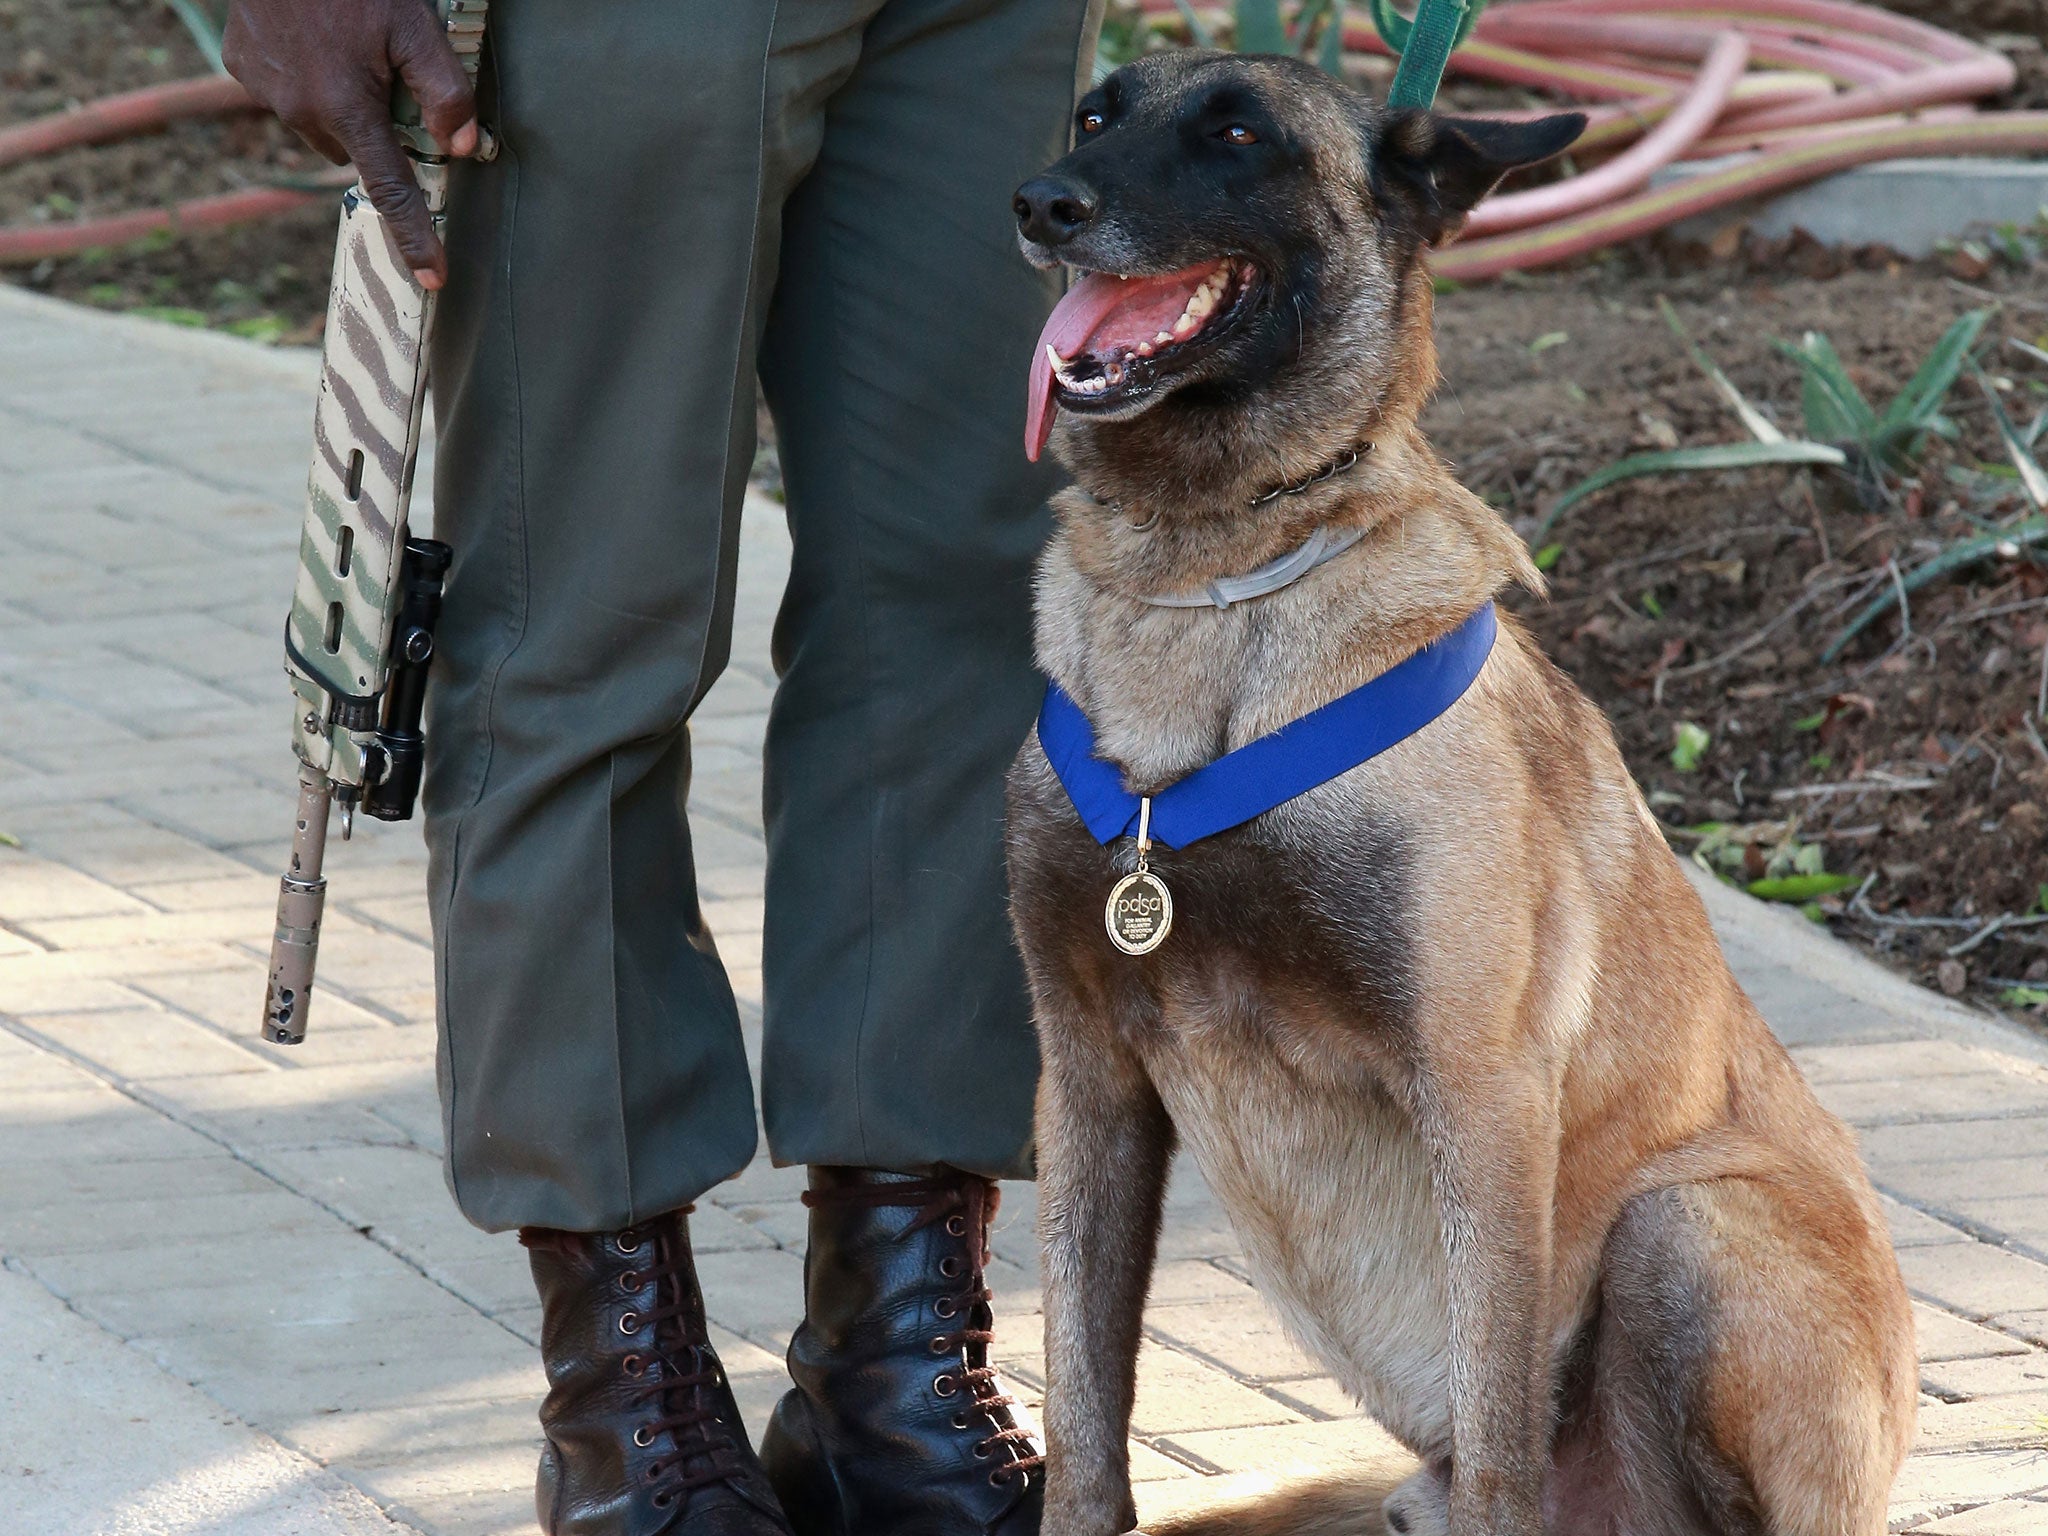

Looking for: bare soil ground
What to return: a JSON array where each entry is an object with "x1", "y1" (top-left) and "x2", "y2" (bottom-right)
[{"x1": 6, "y1": 0, "x2": 2046, "y2": 1027}]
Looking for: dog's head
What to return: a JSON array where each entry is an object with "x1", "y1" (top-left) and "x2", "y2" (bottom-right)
[{"x1": 1015, "y1": 51, "x2": 1582, "y2": 474}]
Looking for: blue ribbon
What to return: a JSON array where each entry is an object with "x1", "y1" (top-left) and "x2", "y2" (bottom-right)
[{"x1": 1038, "y1": 602, "x2": 1498, "y2": 849}]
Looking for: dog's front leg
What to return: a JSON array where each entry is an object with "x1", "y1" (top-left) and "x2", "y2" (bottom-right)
[
  {"x1": 1034, "y1": 997, "x2": 1175, "y2": 1536},
  {"x1": 1415, "y1": 1059, "x2": 1561, "y2": 1536}
]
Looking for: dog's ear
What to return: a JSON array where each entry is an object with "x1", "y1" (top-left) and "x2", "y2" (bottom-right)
[{"x1": 1371, "y1": 110, "x2": 1586, "y2": 246}]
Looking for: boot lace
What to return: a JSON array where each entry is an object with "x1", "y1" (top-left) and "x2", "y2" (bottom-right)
[
  {"x1": 523, "y1": 1212, "x2": 745, "y2": 1510},
  {"x1": 802, "y1": 1174, "x2": 1045, "y2": 1485}
]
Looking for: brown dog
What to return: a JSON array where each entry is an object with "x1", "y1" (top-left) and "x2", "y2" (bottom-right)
[{"x1": 1002, "y1": 51, "x2": 1915, "y2": 1536}]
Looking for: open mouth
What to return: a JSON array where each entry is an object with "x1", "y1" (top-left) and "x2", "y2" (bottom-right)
[{"x1": 1026, "y1": 256, "x2": 1261, "y2": 461}]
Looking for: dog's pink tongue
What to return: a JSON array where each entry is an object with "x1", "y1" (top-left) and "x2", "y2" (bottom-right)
[{"x1": 1024, "y1": 263, "x2": 1218, "y2": 462}]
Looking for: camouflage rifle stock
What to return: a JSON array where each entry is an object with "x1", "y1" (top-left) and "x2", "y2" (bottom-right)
[{"x1": 263, "y1": 0, "x2": 491, "y2": 1045}]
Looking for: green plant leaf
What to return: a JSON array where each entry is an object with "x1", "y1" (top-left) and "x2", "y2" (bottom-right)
[
  {"x1": 1671, "y1": 721, "x2": 1710, "y2": 773},
  {"x1": 2001, "y1": 986, "x2": 2048, "y2": 1008},
  {"x1": 1775, "y1": 333, "x2": 1876, "y2": 447},
  {"x1": 1530, "y1": 441, "x2": 1845, "y2": 545},
  {"x1": 1657, "y1": 297, "x2": 1784, "y2": 445},
  {"x1": 1746, "y1": 872, "x2": 1858, "y2": 902},
  {"x1": 1973, "y1": 362, "x2": 2048, "y2": 511},
  {"x1": 1879, "y1": 309, "x2": 1990, "y2": 442},
  {"x1": 1824, "y1": 516, "x2": 2048, "y2": 660},
  {"x1": 1791, "y1": 710, "x2": 1826, "y2": 731},
  {"x1": 1235, "y1": 0, "x2": 1289, "y2": 52},
  {"x1": 1533, "y1": 541, "x2": 1564, "y2": 572},
  {"x1": 1172, "y1": 0, "x2": 1218, "y2": 47},
  {"x1": 0, "y1": 830, "x2": 19, "y2": 849},
  {"x1": 1368, "y1": 0, "x2": 1417, "y2": 50},
  {"x1": 162, "y1": 0, "x2": 226, "y2": 73},
  {"x1": 1529, "y1": 330, "x2": 1568, "y2": 355},
  {"x1": 1316, "y1": 2, "x2": 1346, "y2": 73},
  {"x1": 1639, "y1": 589, "x2": 1663, "y2": 619}
]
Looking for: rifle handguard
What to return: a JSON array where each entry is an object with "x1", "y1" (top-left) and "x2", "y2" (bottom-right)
[{"x1": 263, "y1": 0, "x2": 488, "y2": 1043}]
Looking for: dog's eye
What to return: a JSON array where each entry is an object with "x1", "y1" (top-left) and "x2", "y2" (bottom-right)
[
  {"x1": 1219, "y1": 124, "x2": 1259, "y2": 146},
  {"x1": 1079, "y1": 110, "x2": 1106, "y2": 134}
]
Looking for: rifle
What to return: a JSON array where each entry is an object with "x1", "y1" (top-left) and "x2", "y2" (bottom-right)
[{"x1": 262, "y1": 0, "x2": 492, "y2": 1045}]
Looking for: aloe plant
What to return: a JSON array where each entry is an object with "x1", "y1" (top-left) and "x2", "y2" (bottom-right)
[
  {"x1": 163, "y1": 0, "x2": 227, "y2": 73},
  {"x1": 1821, "y1": 357, "x2": 2048, "y2": 661},
  {"x1": 1534, "y1": 304, "x2": 1994, "y2": 546},
  {"x1": 1103, "y1": 0, "x2": 1356, "y2": 75}
]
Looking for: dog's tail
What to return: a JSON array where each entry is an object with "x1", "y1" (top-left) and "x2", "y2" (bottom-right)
[{"x1": 1143, "y1": 1473, "x2": 1396, "y2": 1536}]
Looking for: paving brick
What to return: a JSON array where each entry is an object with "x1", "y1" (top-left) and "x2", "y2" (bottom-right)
[
  {"x1": 1899, "y1": 1244, "x2": 2048, "y2": 1322},
  {"x1": 1914, "y1": 1396, "x2": 2048, "y2": 1455},
  {"x1": 1130, "y1": 1339, "x2": 1306, "y2": 1436},
  {"x1": 695, "y1": 1246, "x2": 806, "y2": 1352},
  {"x1": 1818, "y1": 1074, "x2": 2048, "y2": 1128},
  {"x1": 1891, "y1": 1196, "x2": 1978, "y2": 1249},
  {"x1": 27, "y1": 1226, "x2": 405, "y2": 1301},
  {"x1": 1920, "y1": 1498, "x2": 2048, "y2": 1533},
  {"x1": 1990, "y1": 1312, "x2": 2048, "y2": 1349},
  {"x1": 278, "y1": 1399, "x2": 542, "y2": 1471},
  {"x1": 145, "y1": 1062, "x2": 426, "y2": 1151},
  {"x1": 0, "y1": 1143, "x2": 266, "y2": 1213},
  {"x1": 1917, "y1": 1303, "x2": 2036, "y2": 1363},
  {"x1": 1153, "y1": 1414, "x2": 1414, "y2": 1479},
  {"x1": 1795, "y1": 1040, "x2": 2006, "y2": 1084},
  {"x1": 0, "y1": 852, "x2": 149, "y2": 921},
  {"x1": 126, "y1": 961, "x2": 386, "y2": 1035},
  {"x1": 1889, "y1": 1450, "x2": 2048, "y2": 1526},
  {"x1": 335, "y1": 1446, "x2": 538, "y2": 1536},
  {"x1": 130, "y1": 1307, "x2": 542, "y2": 1421},
  {"x1": 1145, "y1": 1300, "x2": 1328, "y2": 1384},
  {"x1": 1924, "y1": 1353, "x2": 2048, "y2": 1402},
  {"x1": 0, "y1": 1081, "x2": 219, "y2": 1164},
  {"x1": 20, "y1": 1005, "x2": 272, "y2": 1080}
]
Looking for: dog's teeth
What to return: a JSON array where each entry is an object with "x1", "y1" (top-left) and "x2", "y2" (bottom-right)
[
  {"x1": 1105, "y1": 362, "x2": 1126, "y2": 385},
  {"x1": 1136, "y1": 341, "x2": 1154, "y2": 356},
  {"x1": 1172, "y1": 312, "x2": 1199, "y2": 336},
  {"x1": 1154, "y1": 330, "x2": 1173, "y2": 345}
]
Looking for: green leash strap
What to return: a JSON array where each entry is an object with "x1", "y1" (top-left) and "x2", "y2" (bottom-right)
[{"x1": 1372, "y1": 0, "x2": 1483, "y2": 109}]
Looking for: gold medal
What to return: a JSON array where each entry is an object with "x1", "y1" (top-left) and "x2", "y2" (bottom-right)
[{"x1": 1106, "y1": 797, "x2": 1173, "y2": 956}]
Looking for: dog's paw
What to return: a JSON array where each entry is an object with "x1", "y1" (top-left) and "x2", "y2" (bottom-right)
[{"x1": 1381, "y1": 1469, "x2": 1451, "y2": 1536}]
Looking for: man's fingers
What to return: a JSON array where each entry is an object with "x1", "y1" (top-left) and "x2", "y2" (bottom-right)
[
  {"x1": 340, "y1": 114, "x2": 446, "y2": 285},
  {"x1": 390, "y1": 0, "x2": 478, "y2": 154}
]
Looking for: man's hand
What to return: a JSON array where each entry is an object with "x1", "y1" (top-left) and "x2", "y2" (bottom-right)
[{"x1": 222, "y1": 0, "x2": 479, "y2": 289}]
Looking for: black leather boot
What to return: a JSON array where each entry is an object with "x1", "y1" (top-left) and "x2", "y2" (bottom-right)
[
  {"x1": 522, "y1": 1209, "x2": 793, "y2": 1536},
  {"x1": 759, "y1": 1167, "x2": 1043, "y2": 1536}
]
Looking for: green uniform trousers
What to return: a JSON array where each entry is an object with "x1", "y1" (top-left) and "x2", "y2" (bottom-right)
[{"x1": 423, "y1": 0, "x2": 1100, "y2": 1234}]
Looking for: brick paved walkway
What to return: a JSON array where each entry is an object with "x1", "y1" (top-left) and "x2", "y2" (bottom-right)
[{"x1": 3, "y1": 283, "x2": 2048, "y2": 1534}]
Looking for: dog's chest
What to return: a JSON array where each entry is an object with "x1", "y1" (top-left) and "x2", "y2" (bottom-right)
[
  {"x1": 1007, "y1": 748, "x2": 1453, "y2": 1448},
  {"x1": 1153, "y1": 1045, "x2": 1453, "y2": 1453}
]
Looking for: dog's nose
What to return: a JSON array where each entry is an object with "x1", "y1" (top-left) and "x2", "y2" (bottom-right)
[{"x1": 1013, "y1": 175, "x2": 1098, "y2": 246}]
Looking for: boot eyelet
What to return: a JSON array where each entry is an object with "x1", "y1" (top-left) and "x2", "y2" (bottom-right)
[
  {"x1": 945, "y1": 1216, "x2": 968, "y2": 1237},
  {"x1": 622, "y1": 1354, "x2": 646, "y2": 1377},
  {"x1": 928, "y1": 1336, "x2": 950, "y2": 1354},
  {"x1": 633, "y1": 1425, "x2": 656, "y2": 1447},
  {"x1": 990, "y1": 1469, "x2": 1013, "y2": 1487},
  {"x1": 939, "y1": 1256, "x2": 964, "y2": 1279},
  {"x1": 952, "y1": 1411, "x2": 972, "y2": 1431},
  {"x1": 651, "y1": 1489, "x2": 673, "y2": 1509},
  {"x1": 618, "y1": 1271, "x2": 640, "y2": 1291},
  {"x1": 618, "y1": 1312, "x2": 640, "y2": 1334},
  {"x1": 972, "y1": 1439, "x2": 992, "y2": 1459},
  {"x1": 934, "y1": 1374, "x2": 958, "y2": 1398},
  {"x1": 934, "y1": 1298, "x2": 958, "y2": 1319},
  {"x1": 615, "y1": 1231, "x2": 645, "y2": 1256}
]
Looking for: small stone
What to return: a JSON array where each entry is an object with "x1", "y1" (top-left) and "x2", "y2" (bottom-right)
[
  {"x1": 2026, "y1": 958, "x2": 2048, "y2": 983},
  {"x1": 1937, "y1": 959, "x2": 1969, "y2": 996}
]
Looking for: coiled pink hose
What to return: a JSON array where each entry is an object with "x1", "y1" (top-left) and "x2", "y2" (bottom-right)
[
  {"x1": 5, "y1": 1, "x2": 2043, "y2": 276},
  {"x1": 1139, "y1": 0, "x2": 2046, "y2": 275}
]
